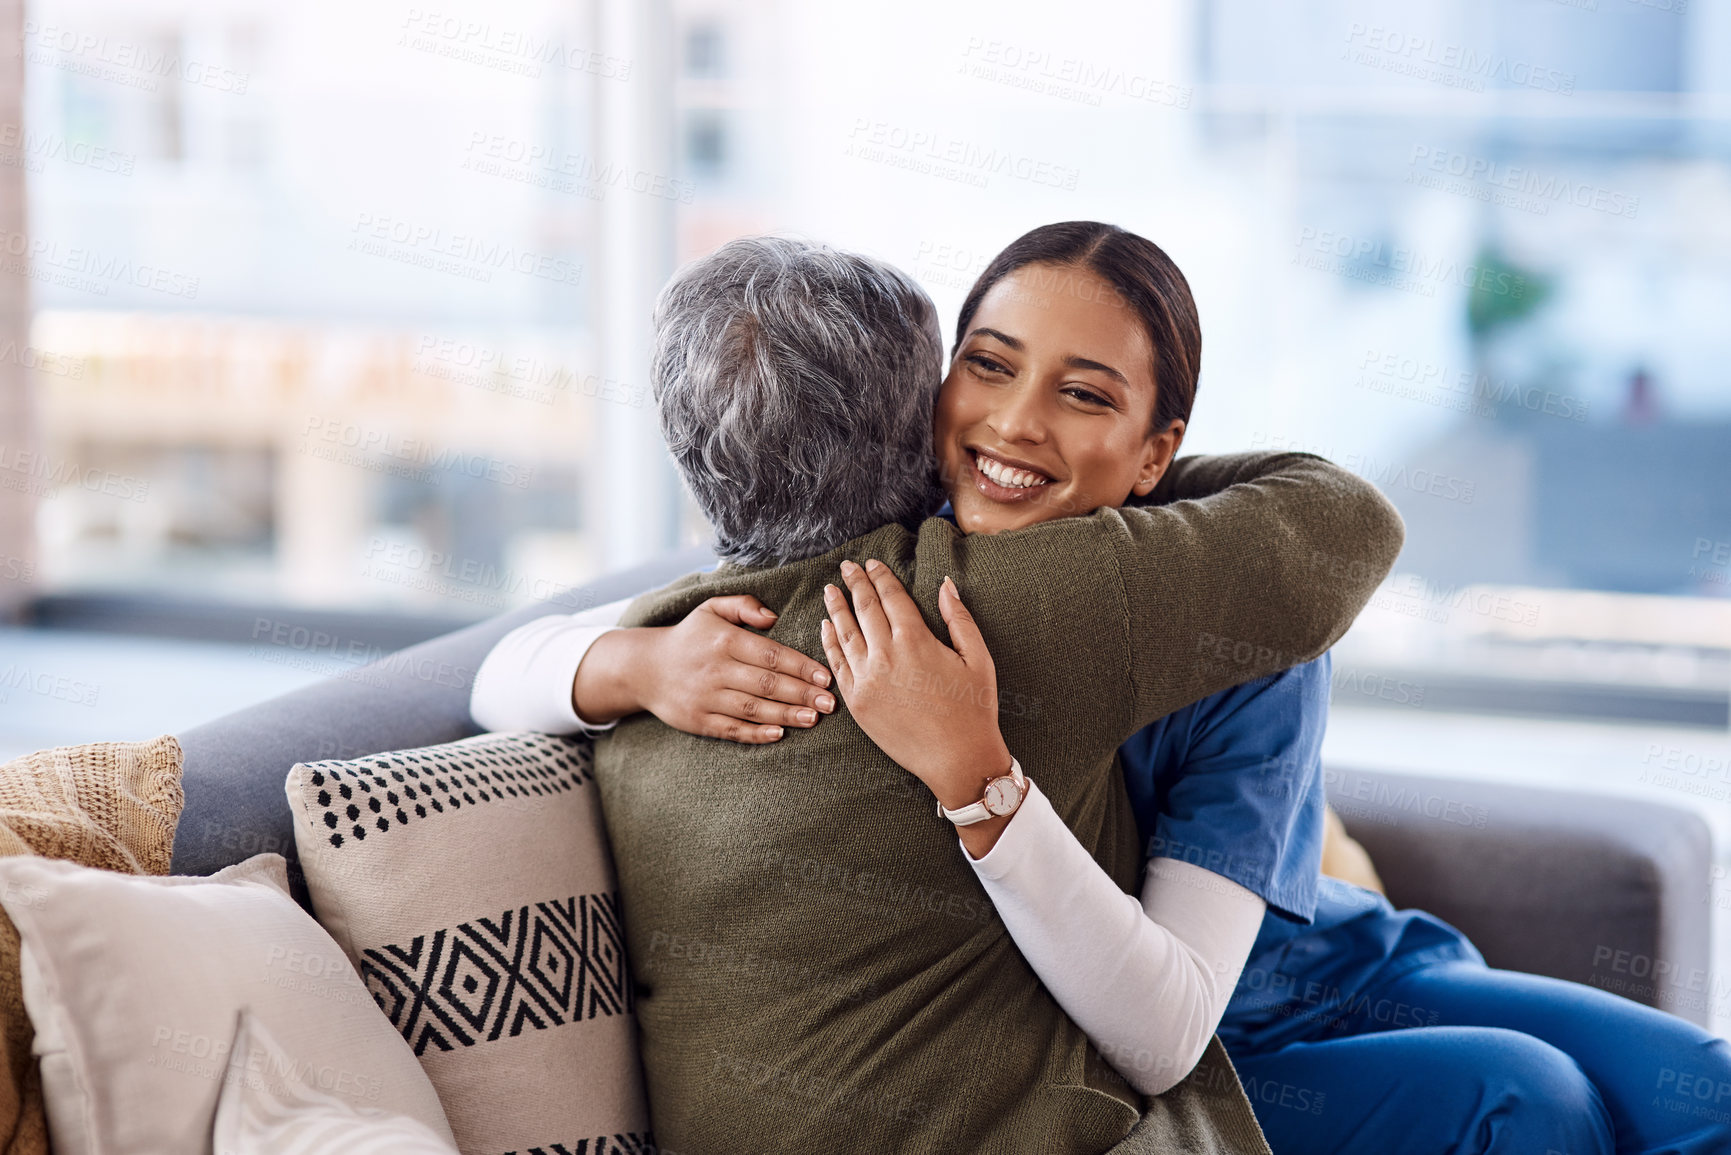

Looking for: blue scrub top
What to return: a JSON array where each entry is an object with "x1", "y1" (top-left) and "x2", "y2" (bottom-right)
[
  {"x1": 1120, "y1": 654, "x2": 1332, "y2": 925},
  {"x1": 1118, "y1": 654, "x2": 1480, "y2": 1057}
]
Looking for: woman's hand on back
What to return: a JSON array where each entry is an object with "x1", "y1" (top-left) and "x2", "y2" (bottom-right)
[
  {"x1": 573, "y1": 595, "x2": 835, "y2": 744},
  {"x1": 820, "y1": 560, "x2": 1015, "y2": 839}
]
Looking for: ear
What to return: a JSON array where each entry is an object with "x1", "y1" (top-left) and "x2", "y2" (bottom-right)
[{"x1": 1131, "y1": 420, "x2": 1186, "y2": 496}]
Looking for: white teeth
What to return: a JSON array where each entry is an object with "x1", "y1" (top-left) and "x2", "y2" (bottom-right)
[{"x1": 975, "y1": 452, "x2": 1047, "y2": 490}]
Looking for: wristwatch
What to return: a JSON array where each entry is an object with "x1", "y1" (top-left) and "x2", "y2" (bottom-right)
[{"x1": 937, "y1": 758, "x2": 1027, "y2": 826}]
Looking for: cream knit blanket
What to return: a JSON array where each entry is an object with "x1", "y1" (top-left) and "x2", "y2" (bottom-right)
[{"x1": 0, "y1": 736, "x2": 186, "y2": 1155}]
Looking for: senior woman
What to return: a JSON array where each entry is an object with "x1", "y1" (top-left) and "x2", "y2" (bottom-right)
[{"x1": 475, "y1": 235, "x2": 1402, "y2": 1154}]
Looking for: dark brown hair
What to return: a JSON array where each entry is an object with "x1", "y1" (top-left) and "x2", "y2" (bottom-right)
[{"x1": 954, "y1": 222, "x2": 1201, "y2": 432}]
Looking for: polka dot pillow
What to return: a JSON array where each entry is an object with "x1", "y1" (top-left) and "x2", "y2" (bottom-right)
[{"x1": 286, "y1": 732, "x2": 651, "y2": 1155}]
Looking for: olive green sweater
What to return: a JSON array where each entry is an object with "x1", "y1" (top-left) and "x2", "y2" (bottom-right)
[{"x1": 592, "y1": 452, "x2": 1404, "y2": 1155}]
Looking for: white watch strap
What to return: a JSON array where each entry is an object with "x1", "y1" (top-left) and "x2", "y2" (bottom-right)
[
  {"x1": 938, "y1": 758, "x2": 1025, "y2": 826},
  {"x1": 943, "y1": 800, "x2": 995, "y2": 826}
]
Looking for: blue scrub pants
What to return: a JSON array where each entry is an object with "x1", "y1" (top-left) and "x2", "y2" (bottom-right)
[{"x1": 1227, "y1": 960, "x2": 1731, "y2": 1155}]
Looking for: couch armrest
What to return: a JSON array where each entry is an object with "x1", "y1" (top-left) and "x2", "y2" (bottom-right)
[
  {"x1": 1327, "y1": 765, "x2": 1714, "y2": 1027},
  {"x1": 169, "y1": 546, "x2": 715, "y2": 904}
]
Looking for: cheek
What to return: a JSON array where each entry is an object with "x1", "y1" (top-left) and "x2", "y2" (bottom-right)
[
  {"x1": 1062, "y1": 435, "x2": 1144, "y2": 503},
  {"x1": 935, "y1": 380, "x2": 984, "y2": 439},
  {"x1": 933, "y1": 379, "x2": 961, "y2": 428}
]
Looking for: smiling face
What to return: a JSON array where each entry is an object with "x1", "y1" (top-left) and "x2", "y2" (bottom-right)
[{"x1": 933, "y1": 262, "x2": 1186, "y2": 535}]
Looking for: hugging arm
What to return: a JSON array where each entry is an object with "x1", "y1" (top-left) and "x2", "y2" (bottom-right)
[
  {"x1": 820, "y1": 451, "x2": 1399, "y2": 801},
  {"x1": 971, "y1": 786, "x2": 1268, "y2": 1095},
  {"x1": 1109, "y1": 451, "x2": 1402, "y2": 729},
  {"x1": 471, "y1": 598, "x2": 633, "y2": 735},
  {"x1": 470, "y1": 595, "x2": 834, "y2": 741},
  {"x1": 472, "y1": 451, "x2": 1396, "y2": 744}
]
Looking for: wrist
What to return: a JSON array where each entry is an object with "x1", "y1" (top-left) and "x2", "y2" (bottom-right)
[
  {"x1": 929, "y1": 740, "x2": 1015, "y2": 813},
  {"x1": 957, "y1": 813, "x2": 1012, "y2": 860},
  {"x1": 952, "y1": 756, "x2": 1027, "y2": 860},
  {"x1": 571, "y1": 627, "x2": 655, "y2": 725}
]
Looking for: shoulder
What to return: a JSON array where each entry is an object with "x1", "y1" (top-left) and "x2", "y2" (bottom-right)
[
  {"x1": 933, "y1": 507, "x2": 1138, "y2": 564},
  {"x1": 1129, "y1": 654, "x2": 1330, "y2": 770},
  {"x1": 1193, "y1": 653, "x2": 1331, "y2": 733},
  {"x1": 619, "y1": 569, "x2": 723, "y2": 627},
  {"x1": 627, "y1": 524, "x2": 926, "y2": 625}
]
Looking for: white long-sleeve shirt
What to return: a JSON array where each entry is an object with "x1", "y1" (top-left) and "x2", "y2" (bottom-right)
[
  {"x1": 968, "y1": 782, "x2": 1264, "y2": 1093},
  {"x1": 470, "y1": 606, "x2": 1266, "y2": 1094}
]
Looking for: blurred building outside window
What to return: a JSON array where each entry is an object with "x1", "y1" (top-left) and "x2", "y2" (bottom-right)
[{"x1": 2, "y1": 0, "x2": 1727, "y2": 732}]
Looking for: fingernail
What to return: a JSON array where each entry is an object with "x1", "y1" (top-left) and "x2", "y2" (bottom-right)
[
  {"x1": 864, "y1": 558, "x2": 881, "y2": 572},
  {"x1": 811, "y1": 668, "x2": 831, "y2": 687},
  {"x1": 840, "y1": 560, "x2": 857, "y2": 574},
  {"x1": 765, "y1": 726, "x2": 784, "y2": 740},
  {"x1": 797, "y1": 709, "x2": 817, "y2": 725},
  {"x1": 762, "y1": 608, "x2": 777, "y2": 618},
  {"x1": 815, "y1": 693, "x2": 835, "y2": 712}
]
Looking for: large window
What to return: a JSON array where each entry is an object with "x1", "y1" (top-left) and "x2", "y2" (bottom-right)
[
  {"x1": 11, "y1": 0, "x2": 1730, "y2": 681},
  {"x1": 18, "y1": 0, "x2": 683, "y2": 621}
]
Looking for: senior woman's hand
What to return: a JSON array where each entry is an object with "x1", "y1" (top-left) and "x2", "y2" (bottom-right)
[
  {"x1": 573, "y1": 595, "x2": 836, "y2": 743},
  {"x1": 821, "y1": 559, "x2": 1017, "y2": 856}
]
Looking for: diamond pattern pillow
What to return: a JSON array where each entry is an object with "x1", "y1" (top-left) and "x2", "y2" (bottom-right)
[{"x1": 285, "y1": 732, "x2": 650, "y2": 1155}]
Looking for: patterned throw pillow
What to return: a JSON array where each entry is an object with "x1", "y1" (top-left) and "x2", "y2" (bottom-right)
[{"x1": 285, "y1": 733, "x2": 650, "y2": 1155}]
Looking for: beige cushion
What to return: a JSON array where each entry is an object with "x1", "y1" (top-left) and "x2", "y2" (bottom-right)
[
  {"x1": 0, "y1": 735, "x2": 188, "y2": 1155},
  {"x1": 1320, "y1": 804, "x2": 1386, "y2": 895},
  {"x1": 212, "y1": 1009, "x2": 459, "y2": 1155},
  {"x1": 0, "y1": 852, "x2": 454, "y2": 1155},
  {"x1": 285, "y1": 732, "x2": 649, "y2": 1155}
]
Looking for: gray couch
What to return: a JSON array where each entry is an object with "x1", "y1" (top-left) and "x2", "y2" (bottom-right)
[{"x1": 170, "y1": 547, "x2": 1716, "y2": 1028}]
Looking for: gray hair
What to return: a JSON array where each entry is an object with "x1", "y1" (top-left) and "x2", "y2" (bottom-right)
[{"x1": 651, "y1": 236, "x2": 946, "y2": 567}]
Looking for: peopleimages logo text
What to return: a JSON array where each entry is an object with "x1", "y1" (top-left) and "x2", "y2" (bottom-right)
[
  {"x1": 1343, "y1": 24, "x2": 1576, "y2": 94},
  {"x1": 845, "y1": 120, "x2": 1080, "y2": 191},
  {"x1": 22, "y1": 20, "x2": 251, "y2": 93},
  {"x1": 1295, "y1": 228, "x2": 1529, "y2": 299},
  {"x1": 1408, "y1": 146, "x2": 1639, "y2": 219}
]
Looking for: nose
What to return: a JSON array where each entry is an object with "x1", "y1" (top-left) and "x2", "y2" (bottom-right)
[{"x1": 985, "y1": 381, "x2": 1047, "y2": 446}]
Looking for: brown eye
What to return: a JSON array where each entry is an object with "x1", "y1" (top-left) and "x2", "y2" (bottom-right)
[
  {"x1": 1063, "y1": 386, "x2": 1114, "y2": 409},
  {"x1": 966, "y1": 353, "x2": 1011, "y2": 376}
]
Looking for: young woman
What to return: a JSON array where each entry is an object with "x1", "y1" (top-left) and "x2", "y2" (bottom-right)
[{"x1": 472, "y1": 223, "x2": 1731, "y2": 1154}]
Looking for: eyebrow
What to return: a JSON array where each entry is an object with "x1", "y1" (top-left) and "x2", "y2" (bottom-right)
[
  {"x1": 968, "y1": 326, "x2": 1023, "y2": 351},
  {"x1": 967, "y1": 326, "x2": 1132, "y2": 388},
  {"x1": 1064, "y1": 355, "x2": 1129, "y2": 387}
]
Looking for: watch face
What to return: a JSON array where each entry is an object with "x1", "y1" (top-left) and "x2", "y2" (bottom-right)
[{"x1": 983, "y1": 777, "x2": 1022, "y2": 816}]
